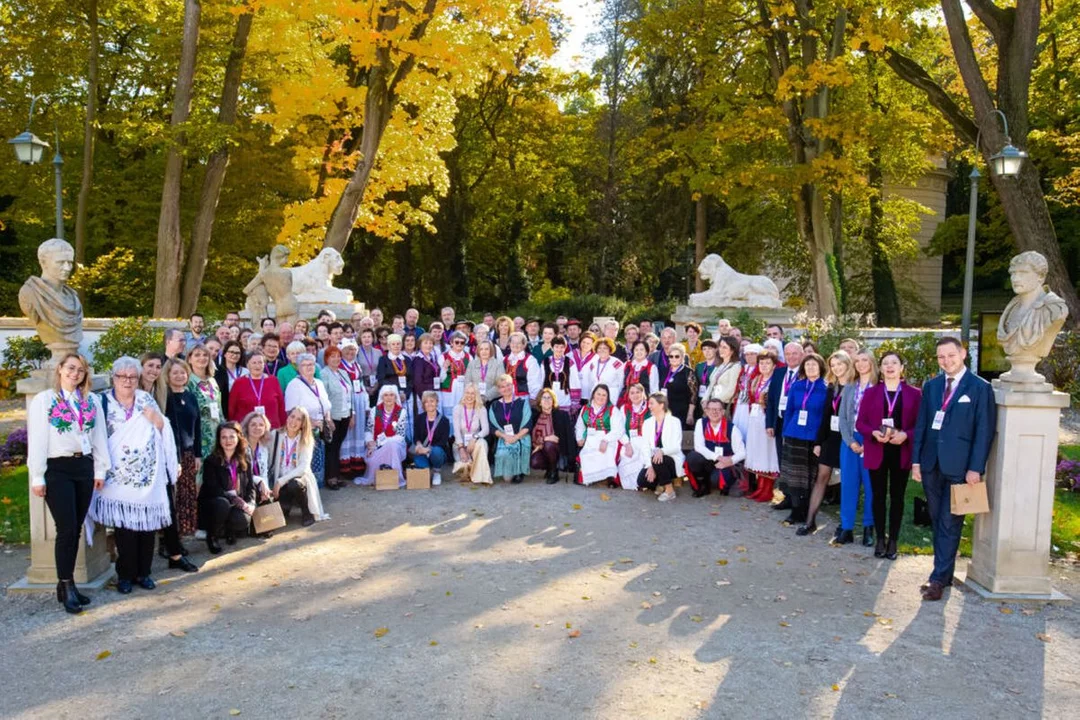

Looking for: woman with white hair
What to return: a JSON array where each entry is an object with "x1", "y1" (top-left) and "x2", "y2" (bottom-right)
[
  {"x1": 91, "y1": 356, "x2": 192, "y2": 594},
  {"x1": 439, "y1": 330, "x2": 472, "y2": 424},
  {"x1": 360, "y1": 385, "x2": 412, "y2": 486},
  {"x1": 285, "y1": 353, "x2": 333, "y2": 486},
  {"x1": 338, "y1": 339, "x2": 369, "y2": 476},
  {"x1": 276, "y1": 340, "x2": 307, "y2": 392},
  {"x1": 732, "y1": 343, "x2": 762, "y2": 439},
  {"x1": 376, "y1": 333, "x2": 413, "y2": 404}
]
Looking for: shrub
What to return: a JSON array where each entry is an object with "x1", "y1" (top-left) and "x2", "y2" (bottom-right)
[
  {"x1": 793, "y1": 312, "x2": 876, "y2": 358},
  {"x1": 1, "y1": 335, "x2": 49, "y2": 375},
  {"x1": 1057, "y1": 459, "x2": 1080, "y2": 491},
  {"x1": 876, "y1": 333, "x2": 941, "y2": 388},
  {"x1": 1038, "y1": 332, "x2": 1080, "y2": 406},
  {"x1": 1, "y1": 426, "x2": 28, "y2": 465},
  {"x1": 729, "y1": 310, "x2": 768, "y2": 342},
  {"x1": 90, "y1": 317, "x2": 165, "y2": 371}
]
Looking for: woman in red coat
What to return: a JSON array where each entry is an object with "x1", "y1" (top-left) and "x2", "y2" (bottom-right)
[
  {"x1": 855, "y1": 351, "x2": 921, "y2": 561},
  {"x1": 228, "y1": 353, "x2": 286, "y2": 428}
]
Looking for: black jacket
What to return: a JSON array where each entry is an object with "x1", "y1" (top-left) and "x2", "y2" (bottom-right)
[
  {"x1": 412, "y1": 413, "x2": 453, "y2": 459},
  {"x1": 198, "y1": 454, "x2": 258, "y2": 508},
  {"x1": 529, "y1": 408, "x2": 578, "y2": 472}
]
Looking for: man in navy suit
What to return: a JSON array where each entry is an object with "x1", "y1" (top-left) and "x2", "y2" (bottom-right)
[
  {"x1": 912, "y1": 337, "x2": 996, "y2": 601},
  {"x1": 765, "y1": 342, "x2": 803, "y2": 509}
]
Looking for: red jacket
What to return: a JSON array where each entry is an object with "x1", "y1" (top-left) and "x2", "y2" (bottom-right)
[
  {"x1": 228, "y1": 374, "x2": 287, "y2": 429},
  {"x1": 855, "y1": 382, "x2": 921, "y2": 471}
]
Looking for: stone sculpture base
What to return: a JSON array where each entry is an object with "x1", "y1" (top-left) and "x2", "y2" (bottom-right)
[
  {"x1": 242, "y1": 301, "x2": 366, "y2": 324},
  {"x1": 958, "y1": 381, "x2": 1071, "y2": 602},
  {"x1": 672, "y1": 305, "x2": 793, "y2": 336},
  {"x1": 9, "y1": 371, "x2": 115, "y2": 593}
]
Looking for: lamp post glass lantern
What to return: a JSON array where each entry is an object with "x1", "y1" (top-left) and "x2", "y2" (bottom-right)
[
  {"x1": 960, "y1": 109, "x2": 1027, "y2": 346},
  {"x1": 6, "y1": 96, "x2": 65, "y2": 240},
  {"x1": 8, "y1": 131, "x2": 50, "y2": 164}
]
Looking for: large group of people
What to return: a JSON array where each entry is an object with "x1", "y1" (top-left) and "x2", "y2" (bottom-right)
[{"x1": 26, "y1": 306, "x2": 995, "y2": 613}]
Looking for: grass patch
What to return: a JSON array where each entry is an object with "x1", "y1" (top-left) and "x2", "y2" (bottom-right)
[
  {"x1": 1051, "y1": 488, "x2": 1080, "y2": 555},
  {"x1": 1060, "y1": 444, "x2": 1080, "y2": 461},
  {"x1": 0, "y1": 464, "x2": 30, "y2": 544}
]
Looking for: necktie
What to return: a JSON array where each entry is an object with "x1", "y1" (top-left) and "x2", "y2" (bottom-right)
[{"x1": 944, "y1": 376, "x2": 954, "y2": 403}]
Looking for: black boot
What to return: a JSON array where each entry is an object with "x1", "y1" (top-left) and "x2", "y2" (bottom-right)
[
  {"x1": 57, "y1": 580, "x2": 83, "y2": 614},
  {"x1": 885, "y1": 537, "x2": 899, "y2": 561},
  {"x1": 70, "y1": 581, "x2": 91, "y2": 606},
  {"x1": 545, "y1": 469, "x2": 559, "y2": 485},
  {"x1": 874, "y1": 536, "x2": 887, "y2": 558},
  {"x1": 772, "y1": 496, "x2": 792, "y2": 510},
  {"x1": 796, "y1": 520, "x2": 818, "y2": 536},
  {"x1": 832, "y1": 528, "x2": 855, "y2": 545},
  {"x1": 862, "y1": 526, "x2": 876, "y2": 547},
  {"x1": 206, "y1": 535, "x2": 223, "y2": 555}
]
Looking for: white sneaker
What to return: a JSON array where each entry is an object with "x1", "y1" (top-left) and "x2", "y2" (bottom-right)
[
  {"x1": 194, "y1": 530, "x2": 207, "y2": 540},
  {"x1": 432, "y1": 471, "x2": 442, "y2": 486},
  {"x1": 658, "y1": 492, "x2": 675, "y2": 503}
]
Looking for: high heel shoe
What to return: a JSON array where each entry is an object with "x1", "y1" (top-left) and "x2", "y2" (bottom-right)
[
  {"x1": 57, "y1": 580, "x2": 84, "y2": 614},
  {"x1": 206, "y1": 536, "x2": 223, "y2": 555},
  {"x1": 874, "y1": 538, "x2": 887, "y2": 558},
  {"x1": 885, "y1": 538, "x2": 898, "y2": 561}
]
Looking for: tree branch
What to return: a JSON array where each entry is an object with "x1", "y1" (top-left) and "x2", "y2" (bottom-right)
[
  {"x1": 965, "y1": 0, "x2": 1008, "y2": 41},
  {"x1": 941, "y1": 0, "x2": 1000, "y2": 148},
  {"x1": 882, "y1": 46, "x2": 977, "y2": 143}
]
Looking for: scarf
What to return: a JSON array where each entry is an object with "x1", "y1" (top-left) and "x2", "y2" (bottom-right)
[
  {"x1": 375, "y1": 403, "x2": 403, "y2": 437},
  {"x1": 88, "y1": 391, "x2": 177, "y2": 532}
]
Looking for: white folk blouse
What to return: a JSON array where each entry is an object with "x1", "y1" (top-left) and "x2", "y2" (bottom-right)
[{"x1": 27, "y1": 388, "x2": 111, "y2": 487}]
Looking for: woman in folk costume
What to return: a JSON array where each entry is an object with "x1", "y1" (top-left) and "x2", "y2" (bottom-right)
[
  {"x1": 528, "y1": 388, "x2": 577, "y2": 484},
  {"x1": 360, "y1": 384, "x2": 412, "y2": 487},
  {"x1": 659, "y1": 343, "x2": 698, "y2": 429},
  {"x1": 745, "y1": 350, "x2": 782, "y2": 502},
  {"x1": 574, "y1": 384, "x2": 626, "y2": 486},
  {"x1": 453, "y1": 383, "x2": 492, "y2": 485},
  {"x1": 464, "y1": 339, "x2": 504, "y2": 404},
  {"x1": 411, "y1": 333, "x2": 442, "y2": 415},
  {"x1": 731, "y1": 343, "x2": 762, "y2": 439},
  {"x1": 502, "y1": 332, "x2": 543, "y2": 402},
  {"x1": 185, "y1": 344, "x2": 223, "y2": 466},
  {"x1": 569, "y1": 333, "x2": 597, "y2": 407},
  {"x1": 489, "y1": 374, "x2": 533, "y2": 483},
  {"x1": 376, "y1": 334, "x2": 413, "y2": 405},
  {"x1": 541, "y1": 336, "x2": 579, "y2": 410},
  {"x1": 616, "y1": 382, "x2": 651, "y2": 490},
  {"x1": 623, "y1": 340, "x2": 660, "y2": 401},
  {"x1": 703, "y1": 337, "x2": 742, "y2": 410},
  {"x1": 338, "y1": 339, "x2": 370, "y2": 476},
  {"x1": 439, "y1": 331, "x2": 472, "y2": 426},
  {"x1": 90, "y1": 356, "x2": 187, "y2": 596},
  {"x1": 685, "y1": 398, "x2": 746, "y2": 498},
  {"x1": 271, "y1": 406, "x2": 328, "y2": 525},
  {"x1": 579, "y1": 337, "x2": 625, "y2": 407}
]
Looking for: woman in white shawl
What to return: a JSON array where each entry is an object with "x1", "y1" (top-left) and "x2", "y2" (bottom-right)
[
  {"x1": 90, "y1": 357, "x2": 194, "y2": 593},
  {"x1": 360, "y1": 384, "x2": 412, "y2": 487},
  {"x1": 270, "y1": 406, "x2": 328, "y2": 526},
  {"x1": 574, "y1": 384, "x2": 626, "y2": 486}
]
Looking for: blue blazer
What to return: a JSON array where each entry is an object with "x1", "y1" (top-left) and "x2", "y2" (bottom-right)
[
  {"x1": 764, "y1": 366, "x2": 791, "y2": 433},
  {"x1": 912, "y1": 370, "x2": 996, "y2": 477}
]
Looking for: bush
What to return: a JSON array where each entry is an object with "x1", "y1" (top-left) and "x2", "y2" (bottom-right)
[
  {"x1": 729, "y1": 310, "x2": 768, "y2": 343},
  {"x1": 90, "y1": 317, "x2": 165, "y2": 371},
  {"x1": 1057, "y1": 458, "x2": 1080, "y2": 491},
  {"x1": 0, "y1": 335, "x2": 49, "y2": 399},
  {"x1": 1039, "y1": 331, "x2": 1080, "y2": 405},
  {"x1": 793, "y1": 312, "x2": 876, "y2": 358},
  {"x1": 0, "y1": 426, "x2": 27, "y2": 465},
  {"x1": 876, "y1": 333, "x2": 941, "y2": 388}
]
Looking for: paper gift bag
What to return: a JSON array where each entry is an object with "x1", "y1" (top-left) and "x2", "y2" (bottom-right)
[
  {"x1": 375, "y1": 469, "x2": 400, "y2": 490},
  {"x1": 950, "y1": 482, "x2": 990, "y2": 515},
  {"x1": 406, "y1": 468, "x2": 431, "y2": 490},
  {"x1": 252, "y1": 502, "x2": 286, "y2": 534}
]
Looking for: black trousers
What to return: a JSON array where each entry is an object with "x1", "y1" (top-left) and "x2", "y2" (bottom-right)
[
  {"x1": 115, "y1": 528, "x2": 155, "y2": 581},
  {"x1": 277, "y1": 480, "x2": 312, "y2": 521},
  {"x1": 325, "y1": 415, "x2": 352, "y2": 479},
  {"x1": 160, "y1": 483, "x2": 185, "y2": 558},
  {"x1": 685, "y1": 451, "x2": 737, "y2": 494},
  {"x1": 199, "y1": 497, "x2": 250, "y2": 539},
  {"x1": 870, "y1": 450, "x2": 909, "y2": 541},
  {"x1": 43, "y1": 456, "x2": 95, "y2": 581},
  {"x1": 637, "y1": 456, "x2": 677, "y2": 490}
]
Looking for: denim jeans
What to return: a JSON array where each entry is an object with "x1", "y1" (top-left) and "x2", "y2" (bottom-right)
[{"x1": 414, "y1": 446, "x2": 448, "y2": 470}]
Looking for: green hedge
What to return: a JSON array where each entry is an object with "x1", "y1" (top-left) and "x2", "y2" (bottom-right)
[{"x1": 89, "y1": 317, "x2": 165, "y2": 371}]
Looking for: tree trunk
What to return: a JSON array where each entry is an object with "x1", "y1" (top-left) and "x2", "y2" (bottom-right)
[
  {"x1": 796, "y1": 184, "x2": 839, "y2": 317},
  {"x1": 74, "y1": 0, "x2": 98, "y2": 273},
  {"x1": 153, "y1": 0, "x2": 201, "y2": 318},
  {"x1": 866, "y1": 152, "x2": 901, "y2": 324},
  {"x1": 694, "y1": 195, "x2": 706, "y2": 293},
  {"x1": 178, "y1": 7, "x2": 253, "y2": 317}
]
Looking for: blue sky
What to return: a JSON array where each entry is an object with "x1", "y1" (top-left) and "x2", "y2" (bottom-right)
[{"x1": 552, "y1": 0, "x2": 599, "y2": 72}]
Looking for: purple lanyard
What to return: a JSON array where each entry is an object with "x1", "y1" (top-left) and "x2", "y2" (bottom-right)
[
  {"x1": 463, "y1": 407, "x2": 474, "y2": 432},
  {"x1": 252, "y1": 448, "x2": 261, "y2": 477},
  {"x1": 301, "y1": 378, "x2": 320, "y2": 399},
  {"x1": 360, "y1": 345, "x2": 375, "y2": 372},
  {"x1": 502, "y1": 401, "x2": 513, "y2": 426},
  {"x1": 425, "y1": 416, "x2": 437, "y2": 445},
  {"x1": 595, "y1": 357, "x2": 610, "y2": 382},
  {"x1": 802, "y1": 380, "x2": 818, "y2": 410},
  {"x1": 337, "y1": 370, "x2": 351, "y2": 394},
  {"x1": 249, "y1": 376, "x2": 265, "y2": 404},
  {"x1": 653, "y1": 418, "x2": 664, "y2": 446},
  {"x1": 111, "y1": 390, "x2": 134, "y2": 421},
  {"x1": 227, "y1": 461, "x2": 238, "y2": 491},
  {"x1": 885, "y1": 386, "x2": 901, "y2": 417}
]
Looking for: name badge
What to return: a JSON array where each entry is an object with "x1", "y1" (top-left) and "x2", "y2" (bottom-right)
[
  {"x1": 397, "y1": 376, "x2": 407, "y2": 389},
  {"x1": 433, "y1": 379, "x2": 440, "y2": 390},
  {"x1": 797, "y1": 410, "x2": 808, "y2": 427},
  {"x1": 660, "y1": 388, "x2": 669, "y2": 396},
  {"x1": 503, "y1": 424, "x2": 514, "y2": 435},
  {"x1": 464, "y1": 433, "x2": 473, "y2": 443},
  {"x1": 80, "y1": 435, "x2": 93, "y2": 454},
  {"x1": 368, "y1": 374, "x2": 377, "y2": 386},
  {"x1": 209, "y1": 404, "x2": 220, "y2": 421},
  {"x1": 254, "y1": 405, "x2": 266, "y2": 416},
  {"x1": 881, "y1": 418, "x2": 895, "y2": 428},
  {"x1": 552, "y1": 381, "x2": 561, "y2": 394},
  {"x1": 829, "y1": 415, "x2": 839, "y2": 432},
  {"x1": 931, "y1": 411, "x2": 945, "y2": 431},
  {"x1": 778, "y1": 396, "x2": 788, "y2": 413},
  {"x1": 352, "y1": 379, "x2": 363, "y2": 393}
]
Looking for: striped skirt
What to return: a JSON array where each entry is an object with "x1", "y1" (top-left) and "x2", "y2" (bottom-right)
[{"x1": 780, "y1": 438, "x2": 818, "y2": 492}]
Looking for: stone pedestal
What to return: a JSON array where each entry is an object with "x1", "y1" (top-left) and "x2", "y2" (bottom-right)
[
  {"x1": 242, "y1": 301, "x2": 366, "y2": 324},
  {"x1": 671, "y1": 305, "x2": 794, "y2": 337},
  {"x1": 960, "y1": 382, "x2": 1071, "y2": 602},
  {"x1": 8, "y1": 371, "x2": 114, "y2": 593}
]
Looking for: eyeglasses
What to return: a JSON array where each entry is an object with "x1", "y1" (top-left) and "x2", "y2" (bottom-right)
[
  {"x1": 453, "y1": 340, "x2": 465, "y2": 345},
  {"x1": 667, "y1": 354, "x2": 682, "y2": 359},
  {"x1": 114, "y1": 374, "x2": 138, "y2": 382},
  {"x1": 226, "y1": 349, "x2": 242, "y2": 356}
]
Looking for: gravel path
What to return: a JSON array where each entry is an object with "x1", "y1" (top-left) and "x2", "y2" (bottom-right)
[{"x1": 2, "y1": 481, "x2": 1078, "y2": 719}]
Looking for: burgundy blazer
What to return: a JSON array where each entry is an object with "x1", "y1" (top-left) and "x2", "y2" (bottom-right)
[{"x1": 855, "y1": 382, "x2": 921, "y2": 471}]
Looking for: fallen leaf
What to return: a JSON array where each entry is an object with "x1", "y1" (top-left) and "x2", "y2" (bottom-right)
[
  {"x1": 565, "y1": 622, "x2": 573, "y2": 629},
  {"x1": 169, "y1": 630, "x2": 186, "y2": 638},
  {"x1": 710, "y1": 511, "x2": 719, "y2": 516},
  {"x1": 884, "y1": 692, "x2": 898, "y2": 699},
  {"x1": 690, "y1": 615, "x2": 703, "y2": 623},
  {"x1": 237, "y1": 576, "x2": 246, "y2": 581},
  {"x1": 648, "y1": 657, "x2": 658, "y2": 664},
  {"x1": 1036, "y1": 633, "x2": 1051, "y2": 643},
  {"x1": 618, "y1": 558, "x2": 633, "y2": 564},
  {"x1": 568, "y1": 630, "x2": 582, "y2": 638},
  {"x1": 629, "y1": 641, "x2": 638, "y2": 648},
  {"x1": 563, "y1": 523, "x2": 571, "y2": 528},
  {"x1": 716, "y1": 559, "x2": 729, "y2": 566},
  {"x1": 445, "y1": 591, "x2": 452, "y2": 596},
  {"x1": 600, "y1": 493, "x2": 611, "y2": 501},
  {"x1": 739, "y1": 558, "x2": 749, "y2": 563},
  {"x1": 863, "y1": 611, "x2": 878, "y2": 618},
  {"x1": 779, "y1": 621, "x2": 791, "y2": 628},
  {"x1": 652, "y1": 591, "x2": 662, "y2": 597},
  {"x1": 831, "y1": 684, "x2": 840, "y2": 692},
  {"x1": 212, "y1": 604, "x2": 221, "y2": 611},
  {"x1": 999, "y1": 607, "x2": 1013, "y2": 615},
  {"x1": 843, "y1": 578, "x2": 854, "y2": 585},
  {"x1": 572, "y1": 504, "x2": 583, "y2": 510},
  {"x1": 429, "y1": 640, "x2": 438, "y2": 646},
  {"x1": 431, "y1": 572, "x2": 439, "y2": 576},
  {"x1": 95, "y1": 650, "x2": 111, "y2": 660},
  {"x1": 641, "y1": 601, "x2": 652, "y2": 609},
  {"x1": 229, "y1": 710, "x2": 241, "y2": 717},
  {"x1": 374, "y1": 627, "x2": 389, "y2": 638},
  {"x1": 581, "y1": 596, "x2": 591, "y2": 601},
  {"x1": 735, "y1": 546, "x2": 747, "y2": 553},
  {"x1": 876, "y1": 618, "x2": 893, "y2": 626}
]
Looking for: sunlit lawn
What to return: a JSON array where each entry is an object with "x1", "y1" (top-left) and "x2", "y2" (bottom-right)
[{"x1": 0, "y1": 465, "x2": 29, "y2": 545}]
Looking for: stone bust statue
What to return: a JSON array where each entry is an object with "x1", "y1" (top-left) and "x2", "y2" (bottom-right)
[
  {"x1": 997, "y1": 250, "x2": 1069, "y2": 386},
  {"x1": 18, "y1": 238, "x2": 84, "y2": 365}
]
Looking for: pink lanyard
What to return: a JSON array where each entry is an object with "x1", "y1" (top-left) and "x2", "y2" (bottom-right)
[
  {"x1": 502, "y1": 401, "x2": 514, "y2": 426},
  {"x1": 885, "y1": 385, "x2": 901, "y2": 417},
  {"x1": 595, "y1": 357, "x2": 610, "y2": 382},
  {"x1": 59, "y1": 391, "x2": 86, "y2": 431},
  {"x1": 227, "y1": 461, "x2": 238, "y2": 492},
  {"x1": 111, "y1": 390, "x2": 134, "y2": 421},
  {"x1": 941, "y1": 377, "x2": 958, "y2": 411},
  {"x1": 424, "y1": 416, "x2": 437, "y2": 445},
  {"x1": 463, "y1": 407, "x2": 474, "y2": 432},
  {"x1": 802, "y1": 380, "x2": 818, "y2": 410}
]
